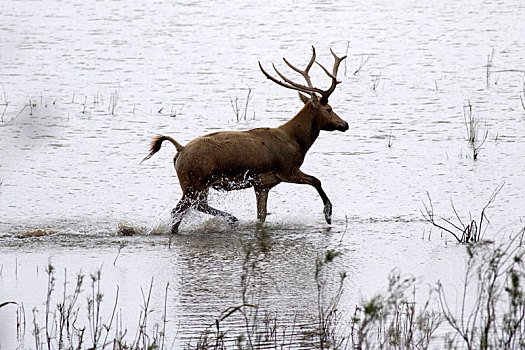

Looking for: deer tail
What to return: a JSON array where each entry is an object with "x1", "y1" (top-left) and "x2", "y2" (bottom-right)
[{"x1": 139, "y1": 134, "x2": 184, "y2": 164}]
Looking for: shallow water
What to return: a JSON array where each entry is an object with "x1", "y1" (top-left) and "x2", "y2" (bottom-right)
[{"x1": 1, "y1": 0, "x2": 524, "y2": 348}]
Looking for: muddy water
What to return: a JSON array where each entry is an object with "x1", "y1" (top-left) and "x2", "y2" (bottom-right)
[{"x1": 1, "y1": 0, "x2": 524, "y2": 348}]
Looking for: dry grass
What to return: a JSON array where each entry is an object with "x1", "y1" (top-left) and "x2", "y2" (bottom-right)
[
  {"x1": 422, "y1": 182, "x2": 504, "y2": 244},
  {"x1": 463, "y1": 101, "x2": 488, "y2": 161}
]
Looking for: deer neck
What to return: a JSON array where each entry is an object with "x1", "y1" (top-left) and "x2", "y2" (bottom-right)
[{"x1": 279, "y1": 104, "x2": 320, "y2": 154}]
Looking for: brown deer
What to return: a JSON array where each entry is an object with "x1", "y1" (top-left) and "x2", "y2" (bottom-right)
[{"x1": 141, "y1": 47, "x2": 348, "y2": 234}]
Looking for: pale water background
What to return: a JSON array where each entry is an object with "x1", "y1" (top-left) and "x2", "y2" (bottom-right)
[{"x1": 0, "y1": 0, "x2": 524, "y2": 348}]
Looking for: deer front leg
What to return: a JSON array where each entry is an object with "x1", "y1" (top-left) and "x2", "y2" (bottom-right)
[{"x1": 282, "y1": 171, "x2": 332, "y2": 224}]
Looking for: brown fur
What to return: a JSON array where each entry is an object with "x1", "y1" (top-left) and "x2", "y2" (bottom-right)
[{"x1": 142, "y1": 48, "x2": 348, "y2": 233}]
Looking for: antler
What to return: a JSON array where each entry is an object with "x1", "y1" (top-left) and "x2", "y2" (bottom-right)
[
  {"x1": 315, "y1": 48, "x2": 346, "y2": 103},
  {"x1": 259, "y1": 46, "x2": 346, "y2": 104},
  {"x1": 282, "y1": 47, "x2": 317, "y2": 98},
  {"x1": 258, "y1": 47, "x2": 324, "y2": 101}
]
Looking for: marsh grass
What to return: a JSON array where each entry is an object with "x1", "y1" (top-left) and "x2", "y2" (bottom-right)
[
  {"x1": 93, "y1": 91, "x2": 103, "y2": 105},
  {"x1": 23, "y1": 265, "x2": 169, "y2": 350},
  {"x1": 186, "y1": 246, "x2": 349, "y2": 350},
  {"x1": 486, "y1": 49, "x2": 496, "y2": 87},
  {"x1": 230, "y1": 88, "x2": 253, "y2": 121},
  {"x1": 343, "y1": 41, "x2": 350, "y2": 76},
  {"x1": 108, "y1": 89, "x2": 119, "y2": 115},
  {"x1": 387, "y1": 130, "x2": 393, "y2": 148},
  {"x1": 353, "y1": 55, "x2": 370, "y2": 76},
  {"x1": 438, "y1": 228, "x2": 525, "y2": 350},
  {"x1": 516, "y1": 78, "x2": 525, "y2": 111},
  {"x1": 422, "y1": 182, "x2": 504, "y2": 244},
  {"x1": 316, "y1": 250, "x2": 346, "y2": 350},
  {"x1": 1, "y1": 85, "x2": 9, "y2": 122},
  {"x1": 191, "y1": 243, "x2": 304, "y2": 349},
  {"x1": 371, "y1": 71, "x2": 382, "y2": 91},
  {"x1": 346, "y1": 228, "x2": 525, "y2": 350},
  {"x1": 9, "y1": 226, "x2": 525, "y2": 349},
  {"x1": 205, "y1": 246, "x2": 441, "y2": 350},
  {"x1": 463, "y1": 101, "x2": 488, "y2": 161},
  {"x1": 347, "y1": 271, "x2": 441, "y2": 350}
]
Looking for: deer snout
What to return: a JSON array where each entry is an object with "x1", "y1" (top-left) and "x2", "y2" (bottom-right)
[{"x1": 337, "y1": 121, "x2": 349, "y2": 132}]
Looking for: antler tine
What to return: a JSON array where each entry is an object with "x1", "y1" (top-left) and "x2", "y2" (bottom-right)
[
  {"x1": 316, "y1": 48, "x2": 347, "y2": 102},
  {"x1": 259, "y1": 47, "x2": 346, "y2": 103},
  {"x1": 330, "y1": 48, "x2": 347, "y2": 76},
  {"x1": 282, "y1": 46, "x2": 317, "y2": 88},
  {"x1": 258, "y1": 61, "x2": 320, "y2": 95},
  {"x1": 272, "y1": 64, "x2": 324, "y2": 95},
  {"x1": 316, "y1": 61, "x2": 337, "y2": 80}
]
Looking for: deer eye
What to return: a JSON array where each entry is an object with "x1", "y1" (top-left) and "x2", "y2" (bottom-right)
[{"x1": 326, "y1": 107, "x2": 332, "y2": 114}]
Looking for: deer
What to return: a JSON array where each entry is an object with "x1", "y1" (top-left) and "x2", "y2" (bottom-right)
[{"x1": 141, "y1": 46, "x2": 348, "y2": 234}]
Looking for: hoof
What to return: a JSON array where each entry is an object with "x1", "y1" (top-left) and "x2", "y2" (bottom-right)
[
  {"x1": 227, "y1": 215, "x2": 239, "y2": 226},
  {"x1": 171, "y1": 221, "x2": 181, "y2": 235},
  {"x1": 324, "y1": 202, "x2": 332, "y2": 225}
]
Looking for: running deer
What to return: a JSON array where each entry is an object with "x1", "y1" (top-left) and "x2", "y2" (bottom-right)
[{"x1": 141, "y1": 47, "x2": 348, "y2": 233}]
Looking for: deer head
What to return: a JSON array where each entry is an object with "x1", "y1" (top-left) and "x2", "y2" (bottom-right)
[{"x1": 259, "y1": 46, "x2": 349, "y2": 132}]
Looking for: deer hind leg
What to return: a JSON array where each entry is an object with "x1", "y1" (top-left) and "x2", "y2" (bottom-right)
[
  {"x1": 282, "y1": 171, "x2": 332, "y2": 224},
  {"x1": 195, "y1": 191, "x2": 238, "y2": 225},
  {"x1": 171, "y1": 194, "x2": 193, "y2": 234}
]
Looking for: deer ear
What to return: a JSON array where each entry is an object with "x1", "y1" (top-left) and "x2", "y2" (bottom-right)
[
  {"x1": 298, "y1": 92, "x2": 309, "y2": 104},
  {"x1": 298, "y1": 92, "x2": 320, "y2": 109}
]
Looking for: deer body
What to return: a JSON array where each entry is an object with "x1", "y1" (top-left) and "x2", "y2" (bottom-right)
[{"x1": 142, "y1": 47, "x2": 348, "y2": 233}]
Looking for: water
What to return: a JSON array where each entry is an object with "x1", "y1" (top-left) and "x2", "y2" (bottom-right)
[{"x1": 1, "y1": 0, "x2": 524, "y2": 348}]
